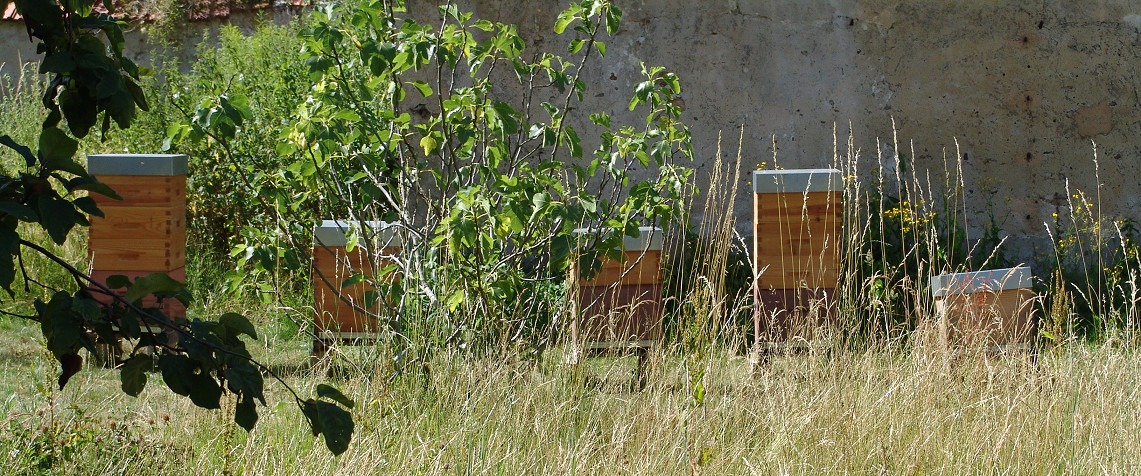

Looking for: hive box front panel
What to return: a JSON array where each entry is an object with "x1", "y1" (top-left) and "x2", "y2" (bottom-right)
[
  {"x1": 571, "y1": 227, "x2": 664, "y2": 352},
  {"x1": 312, "y1": 220, "x2": 400, "y2": 337},
  {"x1": 752, "y1": 169, "x2": 842, "y2": 344},
  {"x1": 930, "y1": 267, "x2": 1035, "y2": 349}
]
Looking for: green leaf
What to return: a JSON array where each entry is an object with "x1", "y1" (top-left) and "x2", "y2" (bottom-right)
[
  {"x1": 59, "y1": 88, "x2": 98, "y2": 138},
  {"x1": 491, "y1": 101, "x2": 519, "y2": 133},
  {"x1": 568, "y1": 38, "x2": 584, "y2": 54},
  {"x1": 120, "y1": 355, "x2": 151, "y2": 397},
  {"x1": 0, "y1": 135, "x2": 36, "y2": 167},
  {"x1": 581, "y1": 195, "x2": 597, "y2": 214},
  {"x1": 159, "y1": 354, "x2": 196, "y2": 396},
  {"x1": 308, "y1": 400, "x2": 354, "y2": 456},
  {"x1": 0, "y1": 225, "x2": 17, "y2": 294},
  {"x1": 235, "y1": 397, "x2": 258, "y2": 432},
  {"x1": 606, "y1": 5, "x2": 623, "y2": 35},
  {"x1": 125, "y1": 79, "x2": 149, "y2": 112},
  {"x1": 71, "y1": 196, "x2": 102, "y2": 217},
  {"x1": 589, "y1": 113, "x2": 611, "y2": 128},
  {"x1": 316, "y1": 384, "x2": 356, "y2": 409},
  {"x1": 420, "y1": 135, "x2": 438, "y2": 155},
  {"x1": 563, "y1": 126, "x2": 582, "y2": 158},
  {"x1": 409, "y1": 80, "x2": 433, "y2": 97},
  {"x1": 0, "y1": 202, "x2": 37, "y2": 221},
  {"x1": 189, "y1": 373, "x2": 223, "y2": 409},
  {"x1": 219, "y1": 312, "x2": 257, "y2": 340},
  {"x1": 105, "y1": 274, "x2": 130, "y2": 289},
  {"x1": 445, "y1": 289, "x2": 464, "y2": 311},
  {"x1": 124, "y1": 272, "x2": 185, "y2": 304},
  {"x1": 37, "y1": 292, "x2": 81, "y2": 358},
  {"x1": 66, "y1": 176, "x2": 120, "y2": 200},
  {"x1": 38, "y1": 127, "x2": 80, "y2": 172},
  {"x1": 554, "y1": 8, "x2": 576, "y2": 34},
  {"x1": 37, "y1": 194, "x2": 76, "y2": 245},
  {"x1": 39, "y1": 52, "x2": 75, "y2": 74}
]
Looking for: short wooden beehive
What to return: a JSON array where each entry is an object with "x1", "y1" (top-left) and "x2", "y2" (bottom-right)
[
  {"x1": 752, "y1": 169, "x2": 843, "y2": 347},
  {"x1": 929, "y1": 266, "x2": 1035, "y2": 350},
  {"x1": 312, "y1": 220, "x2": 401, "y2": 342},
  {"x1": 87, "y1": 154, "x2": 189, "y2": 319},
  {"x1": 571, "y1": 226, "x2": 664, "y2": 353}
]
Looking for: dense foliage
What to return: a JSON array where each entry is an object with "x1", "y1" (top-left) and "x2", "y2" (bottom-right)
[
  {"x1": 166, "y1": 0, "x2": 695, "y2": 353},
  {"x1": 0, "y1": 0, "x2": 354, "y2": 455}
]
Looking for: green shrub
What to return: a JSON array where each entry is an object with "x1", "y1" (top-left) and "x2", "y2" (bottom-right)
[{"x1": 167, "y1": 0, "x2": 695, "y2": 354}]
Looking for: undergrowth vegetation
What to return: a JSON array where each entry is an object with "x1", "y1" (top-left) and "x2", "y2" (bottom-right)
[{"x1": 2, "y1": 0, "x2": 1141, "y2": 472}]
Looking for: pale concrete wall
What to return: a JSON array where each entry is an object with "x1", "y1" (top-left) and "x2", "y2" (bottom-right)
[
  {"x1": 464, "y1": 0, "x2": 1141, "y2": 264},
  {"x1": 5, "y1": 1, "x2": 1141, "y2": 264}
]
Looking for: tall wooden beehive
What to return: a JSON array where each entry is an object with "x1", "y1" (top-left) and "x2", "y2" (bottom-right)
[
  {"x1": 312, "y1": 220, "x2": 401, "y2": 345},
  {"x1": 87, "y1": 154, "x2": 188, "y2": 320},
  {"x1": 571, "y1": 226, "x2": 664, "y2": 354},
  {"x1": 929, "y1": 266, "x2": 1035, "y2": 350},
  {"x1": 752, "y1": 169, "x2": 843, "y2": 349}
]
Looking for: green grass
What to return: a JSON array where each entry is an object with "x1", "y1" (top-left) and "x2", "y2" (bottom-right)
[{"x1": 2, "y1": 314, "x2": 1140, "y2": 474}]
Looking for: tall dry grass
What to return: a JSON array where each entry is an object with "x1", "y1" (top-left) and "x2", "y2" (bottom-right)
[{"x1": 5, "y1": 343, "x2": 1141, "y2": 474}]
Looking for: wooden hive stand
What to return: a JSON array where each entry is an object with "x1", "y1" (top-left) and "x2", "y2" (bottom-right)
[
  {"x1": 570, "y1": 226, "x2": 664, "y2": 388},
  {"x1": 86, "y1": 154, "x2": 189, "y2": 362},
  {"x1": 311, "y1": 219, "x2": 401, "y2": 361},
  {"x1": 751, "y1": 169, "x2": 843, "y2": 367},
  {"x1": 928, "y1": 266, "x2": 1037, "y2": 356}
]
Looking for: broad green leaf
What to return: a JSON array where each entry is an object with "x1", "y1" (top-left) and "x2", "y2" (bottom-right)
[
  {"x1": 124, "y1": 272, "x2": 186, "y2": 304},
  {"x1": 37, "y1": 292, "x2": 81, "y2": 358},
  {"x1": 71, "y1": 196, "x2": 102, "y2": 217},
  {"x1": 105, "y1": 274, "x2": 130, "y2": 289},
  {"x1": 606, "y1": 5, "x2": 623, "y2": 35},
  {"x1": 38, "y1": 127, "x2": 79, "y2": 170},
  {"x1": 316, "y1": 384, "x2": 356, "y2": 409},
  {"x1": 554, "y1": 8, "x2": 576, "y2": 34},
  {"x1": 59, "y1": 88, "x2": 98, "y2": 138},
  {"x1": 563, "y1": 126, "x2": 582, "y2": 158},
  {"x1": 313, "y1": 400, "x2": 354, "y2": 455},
  {"x1": 420, "y1": 135, "x2": 439, "y2": 155},
  {"x1": 568, "y1": 38, "x2": 584, "y2": 54},
  {"x1": 0, "y1": 225, "x2": 18, "y2": 293},
  {"x1": 0, "y1": 135, "x2": 36, "y2": 167},
  {"x1": 159, "y1": 354, "x2": 196, "y2": 396},
  {"x1": 37, "y1": 194, "x2": 76, "y2": 245},
  {"x1": 220, "y1": 312, "x2": 258, "y2": 340},
  {"x1": 0, "y1": 202, "x2": 36, "y2": 221},
  {"x1": 120, "y1": 355, "x2": 151, "y2": 396},
  {"x1": 124, "y1": 77, "x2": 148, "y2": 111},
  {"x1": 409, "y1": 80, "x2": 433, "y2": 97},
  {"x1": 445, "y1": 289, "x2": 464, "y2": 311},
  {"x1": 189, "y1": 373, "x2": 223, "y2": 409},
  {"x1": 67, "y1": 176, "x2": 120, "y2": 200},
  {"x1": 235, "y1": 397, "x2": 258, "y2": 432}
]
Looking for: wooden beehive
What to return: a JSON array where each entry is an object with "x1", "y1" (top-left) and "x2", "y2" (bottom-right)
[
  {"x1": 312, "y1": 220, "x2": 401, "y2": 341},
  {"x1": 86, "y1": 154, "x2": 188, "y2": 319},
  {"x1": 929, "y1": 266, "x2": 1035, "y2": 350},
  {"x1": 752, "y1": 169, "x2": 843, "y2": 347},
  {"x1": 571, "y1": 226, "x2": 664, "y2": 353}
]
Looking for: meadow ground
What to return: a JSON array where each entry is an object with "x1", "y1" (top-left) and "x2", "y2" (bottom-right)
[{"x1": 2, "y1": 309, "x2": 1140, "y2": 475}]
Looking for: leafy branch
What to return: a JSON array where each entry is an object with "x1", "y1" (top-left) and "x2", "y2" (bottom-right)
[{"x1": 0, "y1": 0, "x2": 355, "y2": 455}]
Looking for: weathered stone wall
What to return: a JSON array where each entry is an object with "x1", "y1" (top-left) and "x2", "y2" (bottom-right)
[{"x1": 5, "y1": 1, "x2": 1141, "y2": 264}]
